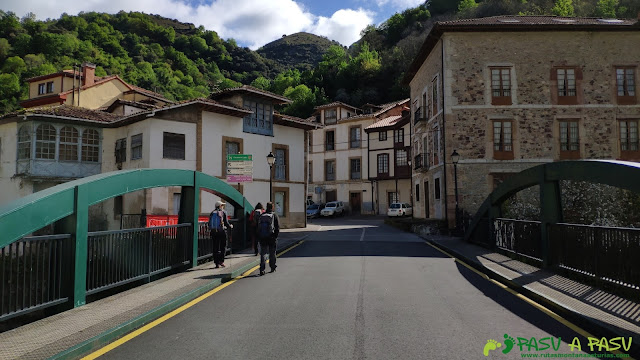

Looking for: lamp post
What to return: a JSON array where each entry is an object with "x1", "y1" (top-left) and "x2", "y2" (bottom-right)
[
  {"x1": 451, "y1": 150, "x2": 460, "y2": 228},
  {"x1": 266, "y1": 152, "x2": 275, "y2": 202}
]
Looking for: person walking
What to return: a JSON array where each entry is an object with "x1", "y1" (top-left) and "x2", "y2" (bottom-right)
[
  {"x1": 209, "y1": 200, "x2": 232, "y2": 268},
  {"x1": 249, "y1": 203, "x2": 264, "y2": 256},
  {"x1": 257, "y1": 202, "x2": 280, "y2": 276}
]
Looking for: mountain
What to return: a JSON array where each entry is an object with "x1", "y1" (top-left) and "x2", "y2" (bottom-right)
[{"x1": 257, "y1": 32, "x2": 341, "y2": 71}]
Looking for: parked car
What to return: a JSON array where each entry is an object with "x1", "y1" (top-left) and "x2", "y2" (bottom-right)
[
  {"x1": 321, "y1": 201, "x2": 345, "y2": 217},
  {"x1": 387, "y1": 203, "x2": 413, "y2": 217},
  {"x1": 306, "y1": 203, "x2": 324, "y2": 218}
]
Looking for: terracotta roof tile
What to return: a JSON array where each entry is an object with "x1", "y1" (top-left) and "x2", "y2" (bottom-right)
[
  {"x1": 314, "y1": 101, "x2": 361, "y2": 111},
  {"x1": 211, "y1": 85, "x2": 291, "y2": 104},
  {"x1": 365, "y1": 115, "x2": 403, "y2": 130},
  {"x1": 3, "y1": 105, "x2": 121, "y2": 123},
  {"x1": 438, "y1": 15, "x2": 638, "y2": 27}
]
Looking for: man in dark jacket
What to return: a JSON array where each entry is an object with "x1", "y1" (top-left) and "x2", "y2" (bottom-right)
[
  {"x1": 258, "y1": 202, "x2": 280, "y2": 276},
  {"x1": 210, "y1": 200, "x2": 232, "y2": 268}
]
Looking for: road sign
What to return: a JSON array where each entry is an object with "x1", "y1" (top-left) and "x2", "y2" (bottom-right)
[
  {"x1": 227, "y1": 154, "x2": 253, "y2": 183},
  {"x1": 227, "y1": 154, "x2": 252, "y2": 161}
]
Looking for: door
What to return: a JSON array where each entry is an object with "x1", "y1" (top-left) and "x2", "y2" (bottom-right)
[
  {"x1": 424, "y1": 181, "x2": 429, "y2": 218},
  {"x1": 326, "y1": 190, "x2": 337, "y2": 203},
  {"x1": 350, "y1": 192, "x2": 362, "y2": 214}
]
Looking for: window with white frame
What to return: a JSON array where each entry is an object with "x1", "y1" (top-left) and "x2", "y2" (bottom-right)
[
  {"x1": 17, "y1": 126, "x2": 31, "y2": 160},
  {"x1": 59, "y1": 126, "x2": 79, "y2": 161},
  {"x1": 82, "y1": 129, "x2": 100, "y2": 162},
  {"x1": 131, "y1": 134, "x2": 142, "y2": 160},
  {"x1": 35, "y1": 124, "x2": 56, "y2": 160}
]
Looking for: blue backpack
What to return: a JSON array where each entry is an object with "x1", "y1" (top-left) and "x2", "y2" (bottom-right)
[
  {"x1": 258, "y1": 213, "x2": 275, "y2": 238},
  {"x1": 209, "y1": 210, "x2": 224, "y2": 232}
]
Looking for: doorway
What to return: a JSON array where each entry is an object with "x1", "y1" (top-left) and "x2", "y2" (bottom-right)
[
  {"x1": 326, "y1": 190, "x2": 337, "y2": 203},
  {"x1": 424, "y1": 181, "x2": 429, "y2": 218},
  {"x1": 350, "y1": 192, "x2": 362, "y2": 214}
]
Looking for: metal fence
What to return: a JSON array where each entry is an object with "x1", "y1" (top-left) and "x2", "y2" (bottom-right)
[
  {"x1": 0, "y1": 234, "x2": 70, "y2": 321},
  {"x1": 494, "y1": 218, "x2": 542, "y2": 262},
  {"x1": 197, "y1": 222, "x2": 214, "y2": 261},
  {"x1": 86, "y1": 224, "x2": 192, "y2": 295},
  {"x1": 549, "y1": 223, "x2": 640, "y2": 290}
]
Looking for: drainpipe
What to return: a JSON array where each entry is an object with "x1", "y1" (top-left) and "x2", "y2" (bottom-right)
[
  {"x1": 367, "y1": 131, "x2": 371, "y2": 214},
  {"x1": 441, "y1": 37, "x2": 450, "y2": 229}
]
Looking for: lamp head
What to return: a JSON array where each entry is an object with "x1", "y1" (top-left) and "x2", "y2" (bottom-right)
[
  {"x1": 266, "y1": 152, "x2": 275, "y2": 166},
  {"x1": 451, "y1": 150, "x2": 460, "y2": 164}
]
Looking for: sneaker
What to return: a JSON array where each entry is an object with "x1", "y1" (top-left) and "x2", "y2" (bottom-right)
[
  {"x1": 214, "y1": 265, "x2": 220, "y2": 269},
  {"x1": 259, "y1": 271, "x2": 265, "y2": 276},
  {"x1": 270, "y1": 268, "x2": 276, "y2": 273}
]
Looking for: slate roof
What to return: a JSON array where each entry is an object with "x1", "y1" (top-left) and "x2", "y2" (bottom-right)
[
  {"x1": 210, "y1": 85, "x2": 291, "y2": 104},
  {"x1": 2, "y1": 105, "x2": 122, "y2": 123}
]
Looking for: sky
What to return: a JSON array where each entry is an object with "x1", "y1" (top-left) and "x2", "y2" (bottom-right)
[{"x1": 2, "y1": 0, "x2": 427, "y2": 49}]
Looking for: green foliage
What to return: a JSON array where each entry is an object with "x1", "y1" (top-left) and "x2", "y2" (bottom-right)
[
  {"x1": 0, "y1": 73, "x2": 21, "y2": 113},
  {"x1": 552, "y1": 0, "x2": 575, "y2": 16},
  {"x1": 459, "y1": 0, "x2": 480, "y2": 12},
  {"x1": 596, "y1": 0, "x2": 619, "y2": 17},
  {"x1": 250, "y1": 76, "x2": 271, "y2": 90}
]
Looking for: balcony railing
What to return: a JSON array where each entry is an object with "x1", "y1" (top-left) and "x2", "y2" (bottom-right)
[
  {"x1": 413, "y1": 153, "x2": 430, "y2": 170},
  {"x1": 414, "y1": 107, "x2": 425, "y2": 124}
]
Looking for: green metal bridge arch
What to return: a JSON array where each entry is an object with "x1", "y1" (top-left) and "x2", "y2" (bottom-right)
[
  {"x1": 0, "y1": 169, "x2": 253, "y2": 307},
  {"x1": 463, "y1": 160, "x2": 640, "y2": 266}
]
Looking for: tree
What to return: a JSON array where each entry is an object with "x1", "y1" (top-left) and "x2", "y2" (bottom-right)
[
  {"x1": 596, "y1": 0, "x2": 619, "y2": 17},
  {"x1": 250, "y1": 76, "x2": 271, "y2": 90},
  {"x1": 552, "y1": 0, "x2": 575, "y2": 16},
  {"x1": 458, "y1": 0, "x2": 479, "y2": 12},
  {"x1": 0, "y1": 38, "x2": 10, "y2": 60},
  {"x1": 2, "y1": 56, "x2": 26, "y2": 75}
]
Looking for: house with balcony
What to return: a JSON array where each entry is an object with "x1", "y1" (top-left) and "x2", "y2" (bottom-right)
[
  {"x1": 1, "y1": 81, "x2": 317, "y2": 229},
  {"x1": 406, "y1": 15, "x2": 640, "y2": 227},
  {"x1": 308, "y1": 99, "x2": 409, "y2": 214},
  {"x1": 364, "y1": 113, "x2": 412, "y2": 214}
]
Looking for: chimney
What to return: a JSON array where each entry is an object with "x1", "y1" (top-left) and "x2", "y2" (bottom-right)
[{"x1": 82, "y1": 62, "x2": 96, "y2": 87}]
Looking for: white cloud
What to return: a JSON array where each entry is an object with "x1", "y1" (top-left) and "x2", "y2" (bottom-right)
[
  {"x1": 310, "y1": 9, "x2": 374, "y2": 47},
  {"x1": 1, "y1": 0, "x2": 374, "y2": 49},
  {"x1": 374, "y1": 0, "x2": 425, "y2": 10}
]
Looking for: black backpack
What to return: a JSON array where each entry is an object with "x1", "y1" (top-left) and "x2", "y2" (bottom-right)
[{"x1": 257, "y1": 213, "x2": 275, "y2": 238}]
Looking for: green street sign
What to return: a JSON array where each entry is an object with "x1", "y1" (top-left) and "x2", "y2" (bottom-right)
[{"x1": 227, "y1": 154, "x2": 252, "y2": 161}]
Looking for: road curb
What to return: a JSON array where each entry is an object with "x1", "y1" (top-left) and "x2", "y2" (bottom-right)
[
  {"x1": 49, "y1": 237, "x2": 306, "y2": 360},
  {"x1": 424, "y1": 238, "x2": 640, "y2": 358}
]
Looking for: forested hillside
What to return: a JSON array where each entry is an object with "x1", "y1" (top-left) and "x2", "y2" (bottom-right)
[{"x1": 0, "y1": 0, "x2": 638, "y2": 118}]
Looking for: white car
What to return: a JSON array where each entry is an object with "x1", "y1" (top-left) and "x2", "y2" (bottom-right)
[
  {"x1": 321, "y1": 201, "x2": 345, "y2": 217},
  {"x1": 387, "y1": 202, "x2": 413, "y2": 217}
]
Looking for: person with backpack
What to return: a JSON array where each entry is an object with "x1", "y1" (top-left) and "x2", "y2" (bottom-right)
[
  {"x1": 258, "y1": 202, "x2": 280, "y2": 276},
  {"x1": 249, "y1": 203, "x2": 264, "y2": 256},
  {"x1": 209, "y1": 200, "x2": 232, "y2": 268}
]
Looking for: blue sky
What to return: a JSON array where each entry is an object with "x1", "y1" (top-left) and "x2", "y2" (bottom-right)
[{"x1": 3, "y1": 0, "x2": 426, "y2": 49}]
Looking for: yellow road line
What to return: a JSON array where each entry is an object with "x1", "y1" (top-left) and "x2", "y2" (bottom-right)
[
  {"x1": 82, "y1": 240, "x2": 306, "y2": 360},
  {"x1": 425, "y1": 242, "x2": 634, "y2": 359}
]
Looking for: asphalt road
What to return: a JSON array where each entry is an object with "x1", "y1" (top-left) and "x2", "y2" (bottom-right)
[{"x1": 100, "y1": 218, "x2": 600, "y2": 360}]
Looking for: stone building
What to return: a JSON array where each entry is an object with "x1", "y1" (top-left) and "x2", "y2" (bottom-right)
[
  {"x1": 307, "y1": 99, "x2": 409, "y2": 214},
  {"x1": 405, "y1": 15, "x2": 640, "y2": 227}
]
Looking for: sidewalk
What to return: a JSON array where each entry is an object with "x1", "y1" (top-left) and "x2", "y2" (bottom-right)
[
  {"x1": 424, "y1": 234, "x2": 640, "y2": 358},
  {"x1": 0, "y1": 228, "x2": 313, "y2": 360}
]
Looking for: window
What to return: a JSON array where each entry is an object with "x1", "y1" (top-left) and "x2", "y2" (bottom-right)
[
  {"x1": 131, "y1": 134, "x2": 142, "y2": 160},
  {"x1": 490, "y1": 67, "x2": 512, "y2": 105},
  {"x1": 434, "y1": 178, "x2": 441, "y2": 200},
  {"x1": 173, "y1": 193, "x2": 181, "y2": 215},
  {"x1": 396, "y1": 149, "x2": 408, "y2": 166},
  {"x1": 350, "y1": 126, "x2": 361, "y2": 148},
  {"x1": 553, "y1": 67, "x2": 580, "y2": 105},
  {"x1": 82, "y1": 129, "x2": 100, "y2": 162},
  {"x1": 325, "y1": 109, "x2": 337, "y2": 125},
  {"x1": 46, "y1": 81, "x2": 54, "y2": 93},
  {"x1": 163, "y1": 132, "x2": 185, "y2": 160},
  {"x1": 422, "y1": 92, "x2": 428, "y2": 119},
  {"x1": 115, "y1": 138, "x2": 126, "y2": 163},
  {"x1": 243, "y1": 99, "x2": 273, "y2": 135},
  {"x1": 394, "y1": 129, "x2": 404, "y2": 144},
  {"x1": 114, "y1": 195, "x2": 123, "y2": 217},
  {"x1": 559, "y1": 120, "x2": 580, "y2": 159},
  {"x1": 416, "y1": 183, "x2": 420, "y2": 202},
  {"x1": 620, "y1": 120, "x2": 639, "y2": 159},
  {"x1": 38, "y1": 83, "x2": 46, "y2": 95},
  {"x1": 35, "y1": 124, "x2": 56, "y2": 160},
  {"x1": 325, "y1": 160, "x2": 335, "y2": 181},
  {"x1": 493, "y1": 120, "x2": 514, "y2": 160},
  {"x1": 274, "y1": 191, "x2": 285, "y2": 217},
  {"x1": 17, "y1": 126, "x2": 31, "y2": 160},
  {"x1": 377, "y1": 153, "x2": 389, "y2": 176},
  {"x1": 431, "y1": 77, "x2": 438, "y2": 115},
  {"x1": 226, "y1": 141, "x2": 239, "y2": 156},
  {"x1": 350, "y1": 158, "x2": 361, "y2": 180},
  {"x1": 325, "y1": 130, "x2": 335, "y2": 151},
  {"x1": 379, "y1": 131, "x2": 387, "y2": 141},
  {"x1": 59, "y1": 126, "x2": 78, "y2": 161},
  {"x1": 274, "y1": 148, "x2": 286, "y2": 181},
  {"x1": 617, "y1": 67, "x2": 637, "y2": 105},
  {"x1": 388, "y1": 192, "x2": 398, "y2": 206}
]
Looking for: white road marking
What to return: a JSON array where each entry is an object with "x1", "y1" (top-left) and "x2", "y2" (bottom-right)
[{"x1": 360, "y1": 228, "x2": 366, "y2": 242}]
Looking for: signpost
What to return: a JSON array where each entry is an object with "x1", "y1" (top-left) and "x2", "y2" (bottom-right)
[{"x1": 227, "y1": 154, "x2": 253, "y2": 183}]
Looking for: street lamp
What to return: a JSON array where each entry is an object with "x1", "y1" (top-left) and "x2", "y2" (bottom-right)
[
  {"x1": 266, "y1": 152, "x2": 275, "y2": 202},
  {"x1": 407, "y1": 159, "x2": 413, "y2": 212},
  {"x1": 451, "y1": 150, "x2": 460, "y2": 228}
]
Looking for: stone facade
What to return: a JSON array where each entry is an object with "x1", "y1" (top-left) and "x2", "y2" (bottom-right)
[{"x1": 410, "y1": 22, "x2": 640, "y2": 227}]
